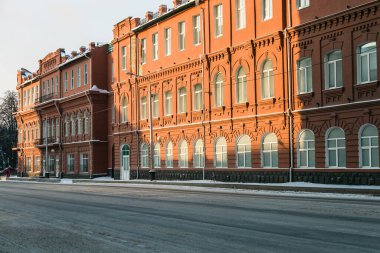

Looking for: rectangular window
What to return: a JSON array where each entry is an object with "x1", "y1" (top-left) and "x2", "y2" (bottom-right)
[
  {"x1": 25, "y1": 157, "x2": 31, "y2": 172},
  {"x1": 263, "y1": 0, "x2": 273, "y2": 20},
  {"x1": 297, "y1": 0, "x2": 310, "y2": 9},
  {"x1": 31, "y1": 87, "x2": 34, "y2": 104},
  {"x1": 164, "y1": 28, "x2": 171, "y2": 56},
  {"x1": 141, "y1": 96, "x2": 147, "y2": 120},
  {"x1": 77, "y1": 66, "x2": 81, "y2": 87},
  {"x1": 71, "y1": 69, "x2": 74, "y2": 89},
  {"x1": 111, "y1": 62, "x2": 114, "y2": 83},
  {"x1": 141, "y1": 38, "x2": 146, "y2": 64},
  {"x1": 80, "y1": 153, "x2": 89, "y2": 172},
  {"x1": 27, "y1": 89, "x2": 30, "y2": 105},
  {"x1": 84, "y1": 64, "x2": 88, "y2": 85},
  {"x1": 236, "y1": 0, "x2": 246, "y2": 29},
  {"x1": 36, "y1": 85, "x2": 39, "y2": 102},
  {"x1": 55, "y1": 76, "x2": 59, "y2": 95},
  {"x1": 194, "y1": 84, "x2": 203, "y2": 111},
  {"x1": 178, "y1": 22, "x2": 186, "y2": 51},
  {"x1": 34, "y1": 156, "x2": 40, "y2": 171},
  {"x1": 214, "y1": 4, "x2": 223, "y2": 37},
  {"x1": 47, "y1": 80, "x2": 50, "y2": 95},
  {"x1": 165, "y1": 91, "x2": 172, "y2": 116},
  {"x1": 64, "y1": 72, "x2": 68, "y2": 92},
  {"x1": 152, "y1": 33, "x2": 158, "y2": 60},
  {"x1": 193, "y1": 15, "x2": 201, "y2": 45},
  {"x1": 67, "y1": 154, "x2": 75, "y2": 172},
  {"x1": 51, "y1": 78, "x2": 54, "y2": 94},
  {"x1": 325, "y1": 51, "x2": 343, "y2": 89},
  {"x1": 152, "y1": 94, "x2": 159, "y2": 118},
  {"x1": 178, "y1": 88, "x2": 187, "y2": 114},
  {"x1": 297, "y1": 58, "x2": 313, "y2": 94},
  {"x1": 121, "y1": 46, "x2": 126, "y2": 70}
]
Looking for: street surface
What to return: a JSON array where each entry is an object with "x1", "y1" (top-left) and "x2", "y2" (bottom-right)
[{"x1": 0, "y1": 182, "x2": 379, "y2": 253}]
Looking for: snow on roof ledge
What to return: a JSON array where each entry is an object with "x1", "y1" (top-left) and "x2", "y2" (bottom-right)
[{"x1": 90, "y1": 85, "x2": 109, "y2": 94}]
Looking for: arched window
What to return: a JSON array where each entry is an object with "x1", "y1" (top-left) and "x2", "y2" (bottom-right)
[
  {"x1": 77, "y1": 112, "x2": 82, "y2": 135},
  {"x1": 236, "y1": 135, "x2": 251, "y2": 168},
  {"x1": 178, "y1": 140, "x2": 188, "y2": 168},
  {"x1": 297, "y1": 58, "x2": 313, "y2": 94},
  {"x1": 326, "y1": 128, "x2": 345, "y2": 168},
  {"x1": 262, "y1": 133, "x2": 278, "y2": 168},
  {"x1": 214, "y1": 73, "x2": 224, "y2": 107},
  {"x1": 65, "y1": 116, "x2": 69, "y2": 137},
  {"x1": 166, "y1": 141, "x2": 173, "y2": 168},
  {"x1": 140, "y1": 143, "x2": 149, "y2": 168},
  {"x1": 178, "y1": 87, "x2": 187, "y2": 114},
  {"x1": 121, "y1": 96, "x2": 127, "y2": 123},
  {"x1": 154, "y1": 143, "x2": 160, "y2": 168},
  {"x1": 325, "y1": 50, "x2": 343, "y2": 89},
  {"x1": 193, "y1": 139, "x2": 204, "y2": 168},
  {"x1": 236, "y1": 67, "x2": 247, "y2": 103},
  {"x1": 261, "y1": 60, "x2": 274, "y2": 99},
  {"x1": 215, "y1": 137, "x2": 227, "y2": 168},
  {"x1": 71, "y1": 114, "x2": 76, "y2": 136},
  {"x1": 298, "y1": 130, "x2": 315, "y2": 168},
  {"x1": 357, "y1": 42, "x2": 377, "y2": 84},
  {"x1": 359, "y1": 124, "x2": 379, "y2": 168},
  {"x1": 193, "y1": 84, "x2": 203, "y2": 111},
  {"x1": 84, "y1": 112, "x2": 89, "y2": 134}
]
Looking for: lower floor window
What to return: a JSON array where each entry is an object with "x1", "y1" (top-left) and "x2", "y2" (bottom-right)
[
  {"x1": 80, "y1": 153, "x2": 89, "y2": 172},
  {"x1": 67, "y1": 154, "x2": 75, "y2": 172}
]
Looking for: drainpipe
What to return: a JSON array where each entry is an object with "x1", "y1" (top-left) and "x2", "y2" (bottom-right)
[
  {"x1": 85, "y1": 91, "x2": 93, "y2": 179},
  {"x1": 135, "y1": 33, "x2": 140, "y2": 180},
  {"x1": 286, "y1": 0, "x2": 294, "y2": 182},
  {"x1": 201, "y1": 7, "x2": 206, "y2": 181}
]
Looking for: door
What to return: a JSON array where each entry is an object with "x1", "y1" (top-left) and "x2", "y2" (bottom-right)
[
  {"x1": 55, "y1": 156, "x2": 60, "y2": 177},
  {"x1": 121, "y1": 145, "x2": 130, "y2": 180}
]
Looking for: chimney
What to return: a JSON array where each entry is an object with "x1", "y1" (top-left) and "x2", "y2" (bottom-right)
[
  {"x1": 71, "y1": 51, "x2": 78, "y2": 57},
  {"x1": 89, "y1": 42, "x2": 96, "y2": 49},
  {"x1": 159, "y1": 5, "x2": 167, "y2": 16},
  {"x1": 145, "y1": 11, "x2": 153, "y2": 21},
  {"x1": 79, "y1": 46, "x2": 86, "y2": 53},
  {"x1": 173, "y1": 0, "x2": 182, "y2": 8},
  {"x1": 131, "y1": 17, "x2": 141, "y2": 28}
]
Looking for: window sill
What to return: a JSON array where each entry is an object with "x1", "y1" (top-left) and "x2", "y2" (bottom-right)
[
  {"x1": 260, "y1": 97, "x2": 276, "y2": 105},
  {"x1": 297, "y1": 5, "x2": 310, "y2": 10},
  {"x1": 297, "y1": 91, "x2": 314, "y2": 101},
  {"x1": 323, "y1": 87, "x2": 344, "y2": 97},
  {"x1": 355, "y1": 81, "x2": 378, "y2": 92}
]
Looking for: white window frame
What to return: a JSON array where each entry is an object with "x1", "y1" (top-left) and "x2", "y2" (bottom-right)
[
  {"x1": 153, "y1": 143, "x2": 160, "y2": 168},
  {"x1": 64, "y1": 72, "x2": 68, "y2": 92},
  {"x1": 141, "y1": 38, "x2": 146, "y2": 64},
  {"x1": 84, "y1": 112, "x2": 89, "y2": 134},
  {"x1": 236, "y1": 0, "x2": 246, "y2": 30},
  {"x1": 215, "y1": 137, "x2": 228, "y2": 168},
  {"x1": 214, "y1": 73, "x2": 224, "y2": 107},
  {"x1": 71, "y1": 114, "x2": 76, "y2": 136},
  {"x1": 297, "y1": 58, "x2": 313, "y2": 94},
  {"x1": 236, "y1": 135, "x2": 251, "y2": 168},
  {"x1": 166, "y1": 141, "x2": 173, "y2": 168},
  {"x1": 121, "y1": 46, "x2": 127, "y2": 70},
  {"x1": 261, "y1": 60, "x2": 274, "y2": 99},
  {"x1": 214, "y1": 4, "x2": 223, "y2": 37},
  {"x1": 121, "y1": 96, "x2": 127, "y2": 123},
  {"x1": 297, "y1": 0, "x2": 310, "y2": 10},
  {"x1": 80, "y1": 153, "x2": 89, "y2": 172},
  {"x1": 357, "y1": 42, "x2": 377, "y2": 84},
  {"x1": 178, "y1": 21, "x2": 186, "y2": 51},
  {"x1": 193, "y1": 139, "x2": 204, "y2": 168},
  {"x1": 193, "y1": 84, "x2": 203, "y2": 111},
  {"x1": 326, "y1": 127, "x2": 346, "y2": 168},
  {"x1": 77, "y1": 66, "x2": 81, "y2": 87},
  {"x1": 325, "y1": 50, "x2": 343, "y2": 89},
  {"x1": 141, "y1": 143, "x2": 149, "y2": 168},
  {"x1": 152, "y1": 94, "x2": 159, "y2": 118},
  {"x1": 262, "y1": 133, "x2": 278, "y2": 168},
  {"x1": 178, "y1": 140, "x2": 188, "y2": 168},
  {"x1": 297, "y1": 129, "x2": 315, "y2": 168},
  {"x1": 67, "y1": 154, "x2": 75, "y2": 172},
  {"x1": 193, "y1": 15, "x2": 201, "y2": 46},
  {"x1": 165, "y1": 91, "x2": 172, "y2": 116},
  {"x1": 359, "y1": 124, "x2": 379, "y2": 168},
  {"x1": 263, "y1": 0, "x2": 273, "y2": 20},
  {"x1": 141, "y1": 96, "x2": 147, "y2": 120},
  {"x1": 152, "y1": 33, "x2": 159, "y2": 61},
  {"x1": 236, "y1": 67, "x2": 247, "y2": 103},
  {"x1": 178, "y1": 87, "x2": 187, "y2": 114},
  {"x1": 164, "y1": 28, "x2": 172, "y2": 56}
]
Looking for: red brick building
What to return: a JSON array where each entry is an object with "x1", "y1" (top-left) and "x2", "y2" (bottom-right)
[
  {"x1": 16, "y1": 0, "x2": 380, "y2": 184},
  {"x1": 15, "y1": 43, "x2": 109, "y2": 178}
]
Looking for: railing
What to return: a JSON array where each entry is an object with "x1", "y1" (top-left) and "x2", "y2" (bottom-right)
[
  {"x1": 37, "y1": 137, "x2": 60, "y2": 145},
  {"x1": 35, "y1": 93, "x2": 55, "y2": 104}
]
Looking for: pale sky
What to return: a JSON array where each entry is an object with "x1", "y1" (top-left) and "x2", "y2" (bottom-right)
[{"x1": 0, "y1": 0, "x2": 172, "y2": 95}]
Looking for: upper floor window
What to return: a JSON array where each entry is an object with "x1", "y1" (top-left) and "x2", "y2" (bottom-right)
[
  {"x1": 84, "y1": 112, "x2": 89, "y2": 134},
  {"x1": 64, "y1": 72, "x2": 68, "y2": 92},
  {"x1": 326, "y1": 127, "x2": 345, "y2": 168},
  {"x1": 214, "y1": 4, "x2": 223, "y2": 37},
  {"x1": 193, "y1": 84, "x2": 203, "y2": 111},
  {"x1": 297, "y1": 0, "x2": 310, "y2": 9},
  {"x1": 193, "y1": 15, "x2": 201, "y2": 46},
  {"x1": 261, "y1": 59, "x2": 274, "y2": 99},
  {"x1": 77, "y1": 66, "x2": 81, "y2": 87},
  {"x1": 77, "y1": 112, "x2": 82, "y2": 135},
  {"x1": 325, "y1": 50, "x2": 343, "y2": 89},
  {"x1": 263, "y1": 0, "x2": 273, "y2": 20},
  {"x1": 65, "y1": 116, "x2": 69, "y2": 137},
  {"x1": 121, "y1": 96, "x2": 127, "y2": 123},
  {"x1": 152, "y1": 94, "x2": 159, "y2": 118},
  {"x1": 111, "y1": 62, "x2": 114, "y2": 83},
  {"x1": 71, "y1": 114, "x2": 76, "y2": 136},
  {"x1": 152, "y1": 33, "x2": 159, "y2": 61},
  {"x1": 236, "y1": 67, "x2": 247, "y2": 103},
  {"x1": 297, "y1": 58, "x2": 313, "y2": 94},
  {"x1": 84, "y1": 64, "x2": 88, "y2": 85},
  {"x1": 165, "y1": 91, "x2": 172, "y2": 116},
  {"x1": 178, "y1": 22, "x2": 186, "y2": 51},
  {"x1": 141, "y1": 96, "x2": 147, "y2": 120},
  {"x1": 178, "y1": 87, "x2": 187, "y2": 114},
  {"x1": 357, "y1": 42, "x2": 377, "y2": 84},
  {"x1": 298, "y1": 130, "x2": 315, "y2": 168},
  {"x1": 262, "y1": 133, "x2": 278, "y2": 168},
  {"x1": 141, "y1": 38, "x2": 146, "y2": 64},
  {"x1": 71, "y1": 69, "x2": 74, "y2": 90},
  {"x1": 214, "y1": 73, "x2": 224, "y2": 107},
  {"x1": 236, "y1": 0, "x2": 246, "y2": 30},
  {"x1": 121, "y1": 46, "x2": 126, "y2": 70},
  {"x1": 359, "y1": 124, "x2": 379, "y2": 168},
  {"x1": 164, "y1": 28, "x2": 172, "y2": 56}
]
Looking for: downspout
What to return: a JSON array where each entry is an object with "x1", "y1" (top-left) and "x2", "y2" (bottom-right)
[
  {"x1": 286, "y1": 0, "x2": 294, "y2": 182},
  {"x1": 201, "y1": 7, "x2": 206, "y2": 181},
  {"x1": 135, "y1": 33, "x2": 140, "y2": 179},
  {"x1": 84, "y1": 50, "x2": 93, "y2": 178}
]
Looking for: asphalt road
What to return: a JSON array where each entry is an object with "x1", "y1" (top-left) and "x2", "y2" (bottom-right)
[{"x1": 0, "y1": 182, "x2": 379, "y2": 253}]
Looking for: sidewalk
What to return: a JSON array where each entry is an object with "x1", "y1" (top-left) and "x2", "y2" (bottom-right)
[{"x1": 4, "y1": 176, "x2": 380, "y2": 196}]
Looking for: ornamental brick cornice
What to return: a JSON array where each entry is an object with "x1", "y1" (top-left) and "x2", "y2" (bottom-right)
[
  {"x1": 253, "y1": 31, "x2": 283, "y2": 50},
  {"x1": 288, "y1": 2, "x2": 379, "y2": 40}
]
